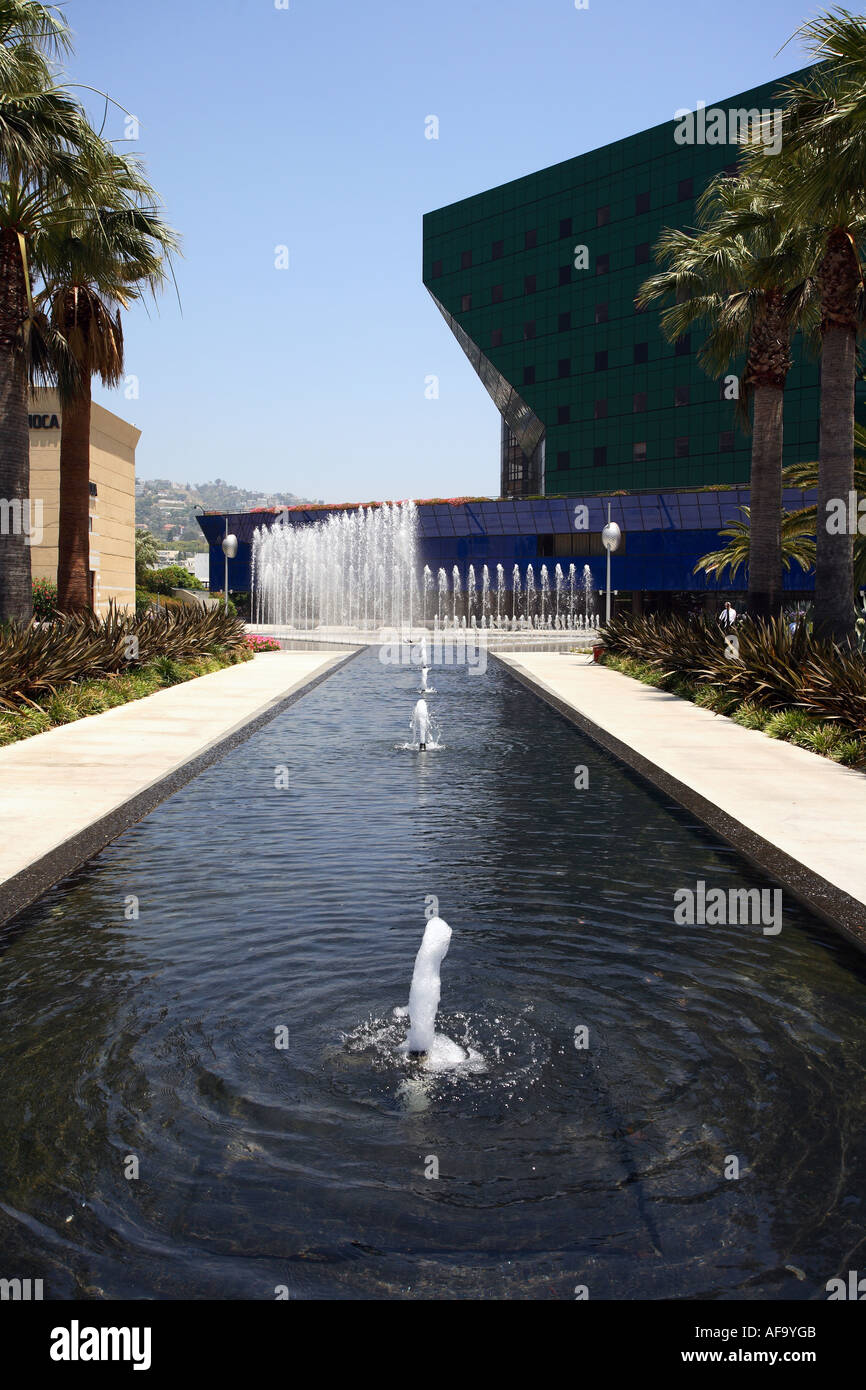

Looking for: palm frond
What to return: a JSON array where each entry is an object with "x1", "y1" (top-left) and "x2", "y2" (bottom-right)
[{"x1": 694, "y1": 506, "x2": 817, "y2": 582}]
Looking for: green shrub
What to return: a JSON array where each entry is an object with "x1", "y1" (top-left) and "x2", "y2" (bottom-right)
[
  {"x1": 731, "y1": 701, "x2": 771, "y2": 731},
  {"x1": 17, "y1": 707, "x2": 51, "y2": 738},
  {"x1": 32, "y1": 578, "x2": 58, "y2": 622},
  {"x1": 44, "y1": 692, "x2": 78, "y2": 724},
  {"x1": 103, "y1": 677, "x2": 133, "y2": 706},
  {"x1": 693, "y1": 685, "x2": 739, "y2": 715},
  {"x1": 75, "y1": 683, "x2": 109, "y2": 717},
  {"x1": 835, "y1": 738, "x2": 866, "y2": 766},
  {"x1": 670, "y1": 679, "x2": 698, "y2": 701},
  {"x1": 231, "y1": 590, "x2": 251, "y2": 620},
  {"x1": 142, "y1": 564, "x2": 204, "y2": 595},
  {"x1": 152, "y1": 656, "x2": 184, "y2": 686},
  {"x1": 798, "y1": 723, "x2": 845, "y2": 757},
  {"x1": 763, "y1": 709, "x2": 812, "y2": 741}
]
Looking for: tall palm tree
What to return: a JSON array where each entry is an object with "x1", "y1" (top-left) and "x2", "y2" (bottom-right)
[
  {"x1": 0, "y1": 0, "x2": 110, "y2": 622},
  {"x1": 637, "y1": 172, "x2": 815, "y2": 619},
  {"x1": 37, "y1": 155, "x2": 178, "y2": 611},
  {"x1": 760, "y1": 9, "x2": 866, "y2": 641},
  {"x1": 783, "y1": 422, "x2": 866, "y2": 589}
]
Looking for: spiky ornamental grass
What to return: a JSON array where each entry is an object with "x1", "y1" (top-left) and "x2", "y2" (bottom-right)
[
  {"x1": 601, "y1": 613, "x2": 866, "y2": 763},
  {"x1": 0, "y1": 602, "x2": 247, "y2": 708},
  {"x1": 0, "y1": 647, "x2": 250, "y2": 747},
  {"x1": 606, "y1": 649, "x2": 865, "y2": 766}
]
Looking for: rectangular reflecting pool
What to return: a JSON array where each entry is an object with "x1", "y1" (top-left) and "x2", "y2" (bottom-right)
[{"x1": 1, "y1": 647, "x2": 865, "y2": 1299}]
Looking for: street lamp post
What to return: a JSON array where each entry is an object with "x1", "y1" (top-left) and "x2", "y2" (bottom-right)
[
  {"x1": 221, "y1": 519, "x2": 238, "y2": 613},
  {"x1": 600, "y1": 503, "x2": 621, "y2": 626}
]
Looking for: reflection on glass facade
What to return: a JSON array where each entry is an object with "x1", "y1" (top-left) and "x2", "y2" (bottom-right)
[
  {"x1": 501, "y1": 420, "x2": 544, "y2": 497},
  {"x1": 429, "y1": 290, "x2": 545, "y2": 494}
]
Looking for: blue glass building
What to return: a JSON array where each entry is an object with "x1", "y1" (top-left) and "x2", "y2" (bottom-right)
[{"x1": 197, "y1": 488, "x2": 816, "y2": 613}]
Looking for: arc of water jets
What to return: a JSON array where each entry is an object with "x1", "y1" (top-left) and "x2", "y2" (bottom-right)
[{"x1": 253, "y1": 502, "x2": 600, "y2": 631}]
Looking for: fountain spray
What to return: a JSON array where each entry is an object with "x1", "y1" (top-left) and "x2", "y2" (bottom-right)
[
  {"x1": 405, "y1": 917, "x2": 452, "y2": 1055},
  {"x1": 410, "y1": 698, "x2": 430, "y2": 751}
]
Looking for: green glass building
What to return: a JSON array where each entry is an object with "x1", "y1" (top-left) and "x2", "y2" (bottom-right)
[{"x1": 422, "y1": 72, "x2": 819, "y2": 498}]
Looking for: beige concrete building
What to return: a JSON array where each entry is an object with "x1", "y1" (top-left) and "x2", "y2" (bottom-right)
[{"x1": 28, "y1": 389, "x2": 140, "y2": 614}]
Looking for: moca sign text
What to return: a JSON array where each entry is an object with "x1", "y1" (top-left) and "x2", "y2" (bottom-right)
[{"x1": 29, "y1": 413, "x2": 60, "y2": 429}]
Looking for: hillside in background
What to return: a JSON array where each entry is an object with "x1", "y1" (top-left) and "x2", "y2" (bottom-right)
[{"x1": 135, "y1": 478, "x2": 322, "y2": 552}]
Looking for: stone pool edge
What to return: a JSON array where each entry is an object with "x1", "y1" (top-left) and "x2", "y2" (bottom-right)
[
  {"x1": 493, "y1": 653, "x2": 866, "y2": 955},
  {"x1": 0, "y1": 648, "x2": 361, "y2": 930}
]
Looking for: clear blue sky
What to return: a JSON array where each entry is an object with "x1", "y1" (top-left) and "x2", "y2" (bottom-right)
[{"x1": 65, "y1": 0, "x2": 814, "y2": 502}]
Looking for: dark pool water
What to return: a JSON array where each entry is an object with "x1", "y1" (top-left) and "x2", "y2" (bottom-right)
[{"x1": 1, "y1": 647, "x2": 865, "y2": 1300}]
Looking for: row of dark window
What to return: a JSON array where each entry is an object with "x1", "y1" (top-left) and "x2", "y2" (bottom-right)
[
  {"x1": 537, "y1": 532, "x2": 625, "y2": 558},
  {"x1": 593, "y1": 386, "x2": 690, "y2": 413},
  {"x1": 554, "y1": 433, "x2": 736, "y2": 470},
  {"x1": 431, "y1": 177, "x2": 708, "y2": 279},
  {"x1": 553, "y1": 402, "x2": 734, "y2": 425},
  {"x1": 595, "y1": 343, "x2": 695, "y2": 368},
  {"x1": 488, "y1": 318, "x2": 690, "y2": 353},
  {"x1": 522, "y1": 361, "x2": 574, "y2": 384},
  {"x1": 518, "y1": 356, "x2": 695, "y2": 387},
  {"x1": 457, "y1": 245, "x2": 659, "y2": 309}
]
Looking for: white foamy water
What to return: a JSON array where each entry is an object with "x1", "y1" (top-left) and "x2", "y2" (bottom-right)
[
  {"x1": 404, "y1": 916, "x2": 451, "y2": 1053},
  {"x1": 410, "y1": 698, "x2": 431, "y2": 748},
  {"x1": 252, "y1": 500, "x2": 419, "y2": 629},
  {"x1": 393, "y1": 917, "x2": 485, "y2": 1073}
]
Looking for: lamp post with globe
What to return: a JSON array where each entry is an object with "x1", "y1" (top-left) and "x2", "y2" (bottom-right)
[
  {"x1": 601, "y1": 505, "x2": 621, "y2": 626},
  {"x1": 221, "y1": 522, "x2": 238, "y2": 614}
]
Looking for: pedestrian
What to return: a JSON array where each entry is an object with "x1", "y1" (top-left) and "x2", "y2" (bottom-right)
[{"x1": 719, "y1": 599, "x2": 737, "y2": 628}]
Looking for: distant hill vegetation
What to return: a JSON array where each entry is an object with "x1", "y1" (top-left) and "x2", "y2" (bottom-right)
[{"x1": 135, "y1": 478, "x2": 322, "y2": 551}]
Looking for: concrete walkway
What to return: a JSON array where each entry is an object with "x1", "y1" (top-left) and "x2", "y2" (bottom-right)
[
  {"x1": 496, "y1": 651, "x2": 866, "y2": 950},
  {"x1": 0, "y1": 649, "x2": 355, "y2": 927}
]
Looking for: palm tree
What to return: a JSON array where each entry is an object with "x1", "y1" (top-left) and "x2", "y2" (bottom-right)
[
  {"x1": 37, "y1": 155, "x2": 178, "y2": 611},
  {"x1": 0, "y1": 0, "x2": 110, "y2": 622},
  {"x1": 761, "y1": 9, "x2": 866, "y2": 641},
  {"x1": 637, "y1": 171, "x2": 815, "y2": 619},
  {"x1": 783, "y1": 422, "x2": 866, "y2": 589},
  {"x1": 694, "y1": 506, "x2": 816, "y2": 585},
  {"x1": 134, "y1": 525, "x2": 158, "y2": 585}
]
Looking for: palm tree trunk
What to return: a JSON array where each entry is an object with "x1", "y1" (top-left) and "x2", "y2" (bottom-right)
[
  {"x1": 748, "y1": 384, "x2": 784, "y2": 620},
  {"x1": 815, "y1": 228, "x2": 858, "y2": 644},
  {"x1": 0, "y1": 227, "x2": 32, "y2": 623},
  {"x1": 56, "y1": 383, "x2": 92, "y2": 611}
]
